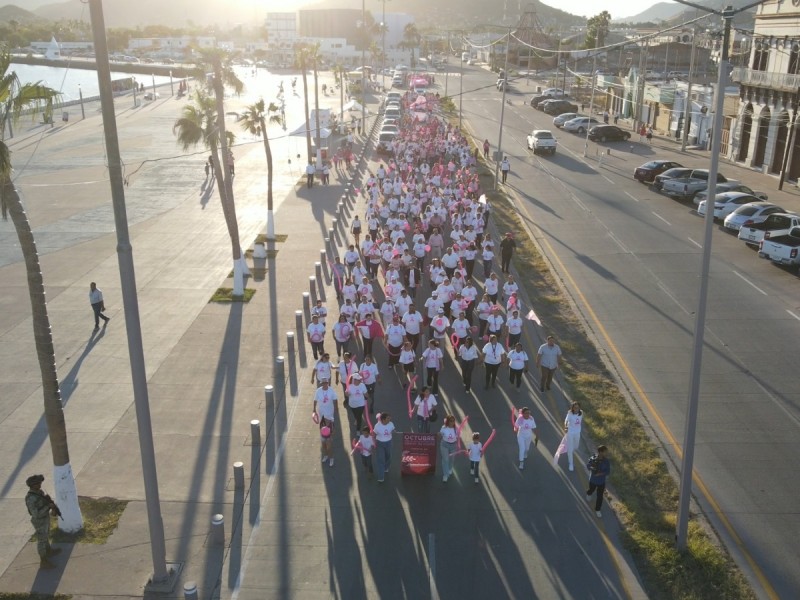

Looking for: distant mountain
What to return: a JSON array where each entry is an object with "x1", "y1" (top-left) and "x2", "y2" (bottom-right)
[
  {"x1": 1, "y1": 0, "x2": 52, "y2": 9},
  {"x1": 616, "y1": 2, "x2": 684, "y2": 24},
  {"x1": 0, "y1": 4, "x2": 49, "y2": 24}
]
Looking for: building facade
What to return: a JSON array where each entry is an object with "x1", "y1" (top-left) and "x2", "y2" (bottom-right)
[{"x1": 729, "y1": 0, "x2": 800, "y2": 181}]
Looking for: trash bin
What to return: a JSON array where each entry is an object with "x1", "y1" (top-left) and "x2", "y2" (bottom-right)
[
  {"x1": 536, "y1": 86, "x2": 542, "y2": 93},
  {"x1": 62, "y1": 111, "x2": 69, "y2": 122}
]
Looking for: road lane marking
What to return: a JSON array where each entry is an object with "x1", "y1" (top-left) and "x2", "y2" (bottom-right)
[
  {"x1": 651, "y1": 212, "x2": 672, "y2": 226},
  {"x1": 608, "y1": 232, "x2": 629, "y2": 253},
  {"x1": 624, "y1": 192, "x2": 640, "y2": 203},
  {"x1": 602, "y1": 174, "x2": 613, "y2": 184},
  {"x1": 504, "y1": 190, "x2": 780, "y2": 600},
  {"x1": 428, "y1": 533, "x2": 439, "y2": 600},
  {"x1": 732, "y1": 270, "x2": 768, "y2": 296},
  {"x1": 687, "y1": 237, "x2": 702, "y2": 248},
  {"x1": 787, "y1": 310, "x2": 800, "y2": 321}
]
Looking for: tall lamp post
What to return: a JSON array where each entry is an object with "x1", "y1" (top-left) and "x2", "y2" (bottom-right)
[
  {"x1": 361, "y1": 0, "x2": 366, "y2": 135},
  {"x1": 459, "y1": 42, "x2": 464, "y2": 128},
  {"x1": 493, "y1": 26, "x2": 512, "y2": 191},
  {"x1": 671, "y1": 0, "x2": 766, "y2": 552}
]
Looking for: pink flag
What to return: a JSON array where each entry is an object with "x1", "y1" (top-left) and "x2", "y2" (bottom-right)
[
  {"x1": 552, "y1": 434, "x2": 568, "y2": 466},
  {"x1": 525, "y1": 309, "x2": 541, "y2": 325}
]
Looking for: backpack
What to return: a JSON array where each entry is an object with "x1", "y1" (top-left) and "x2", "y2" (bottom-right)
[{"x1": 586, "y1": 454, "x2": 599, "y2": 473}]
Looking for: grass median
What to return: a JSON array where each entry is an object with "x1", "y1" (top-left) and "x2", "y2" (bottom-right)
[{"x1": 472, "y1": 161, "x2": 755, "y2": 599}]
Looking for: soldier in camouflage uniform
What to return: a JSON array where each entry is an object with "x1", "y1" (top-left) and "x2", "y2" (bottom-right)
[{"x1": 25, "y1": 474, "x2": 62, "y2": 569}]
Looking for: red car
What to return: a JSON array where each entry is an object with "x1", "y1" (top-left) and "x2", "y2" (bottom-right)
[{"x1": 633, "y1": 160, "x2": 684, "y2": 184}]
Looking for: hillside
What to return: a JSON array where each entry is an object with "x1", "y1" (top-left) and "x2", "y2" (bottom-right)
[
  {"x1": 616, "y1": 2, "x2": 684, "y2": 24},
  {"x1": 0, "y1": 4, "x2": 49, "y2": 24}
]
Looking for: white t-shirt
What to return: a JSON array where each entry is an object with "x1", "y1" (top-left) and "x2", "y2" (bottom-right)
[
  {"x1": 360, "y1": 362, "x2": 379, "y2": 385},
  {"x1": 485, "y1": 278, "x2": 499, "y2": 295},
  {"x1": 307, "y1": 323, "x2": 325, "y2": 342},
  {"x1": 486, "y1": 314, "x2": 504, "y2": 333},
  {"x1": 452, "y1": 318, "x2": 470, "y2": 338},
  {"x1": 347, "y1": 382, "x2": 367, "y2": 408},
  {"x1": 422, "y1": 347, "x2": 443, "y2": 369},
  {"x1": 386, "y1": 323, "x2": 406, "y2": 347},
  {"x1": 515, "y1": 415, "x2": 537, "y2": 437},
  {"x1": 507, "y1": 317, "x2": 522, "y2": 335},
  {"x1": 414, "y1": 394, "x2": 438, "y2": 417},
  {"x1": 508, "y1": 350, "x2": 528, "y2": 370},
  {"x1": 399, "y1": 349, "x2": 416, "y2": 365},
  {"x1": 314, "y1": 360, "x2": 332, "y2": 382},
  {"x1": 459, "y1": 344, "x2": 479, "y2": 361},
  {"x1": 402, "y1": 311, "x2": 423, "y2": 335},
  {"x1": 565, "y1": 411, "x2": 583, "y2": 435},
  {"x1": 440, "y1": 426, "x2": 457, "y2": 444},
  {"x1": 358, "y1": 435, "x2": 375, "y2": 456},
  {"x1": 374, "y1": 421, "x2": 395, "y2": 442},
  {"x1": 538, "y1": 343, "x2": 562, "y2": 369},
  {"x1": 482, "y1": 342, "x2": 505, "y2": 365},
  {"x1": 468, "y1": 442, "x2": 483, "y2": 461},
  {"x1": 333, "y1": 321, "x2": 353, "y2": 343},
  {"x1": 314, "y1": 386, "x2": 338, "y2": 420},
  {"x1": 431, "y1": 316, "x2": 450, "y2": 339}
]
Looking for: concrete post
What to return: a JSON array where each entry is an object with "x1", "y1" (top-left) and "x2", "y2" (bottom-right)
[
  {"x1": 309, "y1": 276, "x2": 317, "y2": 303},
  {"x1": 315, "y1": 262, "x2": 323, "y2": 284},
  {"x1": 250, "y1": 420, "x2": 261, "y2": 448},
  {"x1": 331, "y1": 218, "x2": 339, "y2": 245},
  {"x1": 327, "y1": 228, "x2": 335, "y2": 251},
  {"x1": 302, "y1": 292, "x2": 311, "y2": 320},
  {"x1": 275, "y1": 355, "x2": 286, "y2": 402},
  {"x1": 287, "y1": 331, "x2": 295, "y2": 356},
  {"x1": 183, "y1": 582, "x2": 198, "y2": 600},
  {"x1": 295, "y1": 310, "x2": 304, "y2": 334},
  {"x1": 233, "y1": 462, "x2": 245, "y2": 490},
  {"x1": 211, "y1": 514, "x2": 224, "y2": 545},
  {"x1": 264, "y1": 385, "x2": 274, "y2": 425}
]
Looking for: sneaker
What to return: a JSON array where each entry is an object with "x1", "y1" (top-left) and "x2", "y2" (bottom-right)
[
  {"x1": 321, "y1": 456, "x2": 327, "y2": 463},
  {"x1": 377, "y1": 479, "x2": 384, "y2": 483},
  {"x1": 442, "y1": 476, "x2": 448, "y2": 482},
  {"x1": 595, "y1": 511, "x2": 602, "y2": 518},
  {"x1": 329, "y1": 458, "x2": 334, "y2": 467},
  {"x1": 474, "y1": 477, "x2": 479, "y2": 484},
  {"x1": 519, "y1": 462, "x2": 524, "y2": 470},
  {"x1": 470, "y1": 468, "x2": 474, "y2": 475},
  {"x1": 587, "y1": 492, "x2": 593, "y2": 500},
  {"x1": 569, "y1": 464, "x2": 574, "y2": 472}
]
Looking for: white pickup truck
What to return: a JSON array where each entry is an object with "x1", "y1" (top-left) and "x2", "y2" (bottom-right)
[
  {"x1": 526, "y1": 129, "x2": 557, "y2": 155},
  {"x1": 738, "y1": 212, "x2": 800, "y2": 247},
  {"x1": 758, "y1": 227, "x2": 800, "y2": 269},
  {"x1": 661, "y1": 169, "x2": 736, "y2": 201}
]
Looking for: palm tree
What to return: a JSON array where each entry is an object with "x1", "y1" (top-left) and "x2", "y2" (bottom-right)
[
  {"x1": 194, "y1": 49, "x2": 248, "y2": 296},
  {"x1": 309, "y1": 43, "x2": 324, "y2": 169},
  {"x1": 0, "y1": 49, "x2": 83, "y2": 531},
  {"x1": 173, "y1": 91, "x2": 241, "y2": 281},
  {"x1": 237, "y1": 99, "x2": 283, "y2": 240},
  {"x1": 295, "y1": 44, "x2": 313, "y2": 166},
  {"x1": 401, "y1": 23, "x2": 421, "y2": 67}
]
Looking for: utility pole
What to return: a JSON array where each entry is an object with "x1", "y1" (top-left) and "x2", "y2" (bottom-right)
[
  {"x1": 680, "y1": 30, "x2": 698, "y2": 152},
  {"x1": 445, "y1": 30, "x2": 450, "y2": 97},
  {"x1": 459, "y1": 38, "x2": 464, "y2": 129},
  {"x1": 493, "y1": 26, "x2": 512, "y2": 191},
  {"x1": 636, "y1": 38, "x2": 649, "y2": 129},
  {"x1": 584, "y1": 53, "x2": 598, "y2": 157},
  {"x1": 361, "y1": 0, "x2": 366, "y2": 135},
  {"x1": 778, "y1": 97, "x2": 799, "y2": 190},
  {"x1": 672, "y1": 0, "x2": 766, "y2": 554},
  {"x1": 88, "y1": 0, "x2": 170, "y2": 588}
]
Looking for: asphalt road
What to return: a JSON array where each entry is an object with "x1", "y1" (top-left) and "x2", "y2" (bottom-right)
[{"x1": 457, "y1": 66, "x2": 800, "y2": 599}]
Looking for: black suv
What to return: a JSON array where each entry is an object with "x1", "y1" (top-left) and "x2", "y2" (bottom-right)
[
  {"x1": 588, "y1": 125, "x2": 631, "y2": 142},
  {"x1": 530, "y1": 95, "x2": 549, "y2": 108},
  {"x1": 542, "y1": 100, "x2": 579, "y2": 115}
]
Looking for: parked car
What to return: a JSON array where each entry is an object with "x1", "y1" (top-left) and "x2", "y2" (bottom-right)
[
  {"x1": 652, "y1": 167, "x2": 693, "y2": 190},
  {"x1": 542, "y1": 100, "x2": 579, "y2": 115},
  {"x1": 758, "y1": 227, "x2": 800, "y2": 268},
  {"x1": 633, "y1": 160, "x2": 684, "y2": 184},
  {"x1": 541, "y1": 87, "x2": 566, "y2": 97},
  {"x1": 376, "y1": 131, "x2": 396, "y2": 155},
  {"x1": 723, "y1": 202, "x2": 784, "y2": 231},
  {"x1": 530, "y1": 95, "x2": 550, "y2": 108},
  {"x1": 384, "y1": 107, "x2": 401, "y2": 120},
  {"x1": 738, "y1": 212, "x2": 800, "y2": 246},
  {"x1": 553, "y1": 112, "x2": 582, "y2": 128},
  {"x1": 526, "y1": 129, "x2": 557, "y2": 155},
  {"x1": 588, "y1": 125, "x2": 631, "y2": 142},
  {"x1": 693, "y1": 182, "x2": 768, "y2": 205},
  {"x1": 697, "y1": 192, "x2": 761, "y2": 220},
  {"x1": 662, "y1": 169, "x2": 736, "y2": 200},
  {"x1": 380, "y1": 124, "x2": 399, "y2": 135},
  {"x1": 563, "y1": 117, "x2": 600, "y2": 133}
]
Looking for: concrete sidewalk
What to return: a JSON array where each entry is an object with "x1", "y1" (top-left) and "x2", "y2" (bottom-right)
[{"x1": 0, "y1": 80, "x2": 647, "y2": 599}]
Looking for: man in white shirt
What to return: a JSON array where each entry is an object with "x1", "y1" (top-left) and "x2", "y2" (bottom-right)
[
  {"x1": 506, "y1": 309, "x2": 523, "y2": 348},
  {"x1": 311, "y1": 300, "x2": 328, "y2": 326},
  {"x1": 536, "y1": 335, "x2": 563, "y2": 392},
  {"x1": 401, "y1": 304, "x2": 424, "y2": 350},
  {"x1": 451, "y1": 311, "x2": 471, "y2": 348},
  {"x1": 507, "y1": 342, "x2": 529, "y2": 389},
  {"x1": 313, "y1": 380, "x2": 338, "y2": 466},
  {"x1": 421, "y1": 339, "x2": 444, "y2": 394},
  {"x1": 384, "y1": 315, "x2": 406, "y2": 368},
  {"x1": 457, "y1": 336, "x2": 480, "y2": 392},
  {"x1": 481, "y1": 334, "x2": 506, "y2": 390},
  {"x1": 306, "y1": 314, "x2": 326, "y2": 360},
  {"x1": 430, "y1": 308, "x2": 450, "y2": 344},
  {"x1": 89, "y1": 282, "x2": 110, "y2": 329},
  {"x1": 395, "y1": 289, "x2": 412, "y2": 316},
  {"x1": 305, "y1": 161, "x2": 316, "y2": 188}
]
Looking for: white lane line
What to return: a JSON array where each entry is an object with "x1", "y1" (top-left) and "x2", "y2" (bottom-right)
[
  {"x1": 607, "y1": 231, "x2": 629, "y2": 253},
  {"x1": 732, "y1": 270, "x2": 768, "y2": 296},
  {"x1": 651, "y1": 212, "x2": 672, "y2": 226},
  {"x1": 429, "y1": 533, "x2": 439, "y2": 600},
  {"x1": 624, "y1": 191, "x2": 640, "y2": 203},
  {"x1": 787, "y1": 310, "x2": 800, "y2": 321},
  {"x1": 602, "y1": 174, "x2": 613, "y2": 184},
  {"x1": 688, "y1": 237, "x2": 702, "y2": 248}
]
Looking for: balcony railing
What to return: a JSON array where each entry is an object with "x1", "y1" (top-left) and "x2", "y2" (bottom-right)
[{"x1": 730, "y1": 67, "x2": 800, "y2": 92}]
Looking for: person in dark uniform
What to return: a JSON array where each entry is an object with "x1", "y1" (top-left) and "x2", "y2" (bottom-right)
[
  {"x1": 25, "y1": 474, "x2": 62, "y2": 569},
  {"x1": 499, "y1": 232, "x2": 517, "y2": 274}
]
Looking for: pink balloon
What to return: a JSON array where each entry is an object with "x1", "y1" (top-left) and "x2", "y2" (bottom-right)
[
  {"x1": 482, "y1": 335, "x2": 489, "y2": 342},
  {"x1": 470, "y1": 326, "x2": 478, "y2": 334},
  {"x1": 424, "y1": 245, "x2": 431, "y2": 252},
  {"x1": 312, "y1": 412, "x2": 320, "y2": 424},
  {"x1": 320, "y1": 426, "x2": 331, "y2": 438},
  {"x1": 354, "y1": 187, "x2": 361, "y2": 194}
]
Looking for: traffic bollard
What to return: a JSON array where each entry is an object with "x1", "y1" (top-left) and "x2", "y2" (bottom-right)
[
  {"x1": 302, "y1": 292, "x2": 310, "y2": 320},
  {"x1": 309, "y1": 276, "x2": 317, "y2": 304},
  {"x1": 211, "y1": 514, "x2": 224, "y2": 545},
  {"x1": 295, "y1": 310, "x2": 304, "y2": 334},
  {"x1": 287, "y1": 331, "x2": 295, "y2": 356},
  {"x1": 183, "y1": 582, "x2": 198, "y2": 600},
  {"x1": 275, "y1": 356, "x2": 285, "y2": 400},
  {"x1": 233, "y1": 461, "x2": 245, "y2": 490},
  {"x1": 250, "y1": 420, "x2": 261, "y2": 448}
]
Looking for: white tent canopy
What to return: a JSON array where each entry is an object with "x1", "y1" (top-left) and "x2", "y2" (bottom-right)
[
  {"x1": 289, "y1": 108, "x2": 334, "y2": 139},
  {"x1": 343, "y1": 100, "x2": 370, "y2": 114}
]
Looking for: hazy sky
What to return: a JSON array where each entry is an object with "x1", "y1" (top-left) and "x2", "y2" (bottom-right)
[{"x1": 539, "y1": 0, "x2": 675, "y2": 18}]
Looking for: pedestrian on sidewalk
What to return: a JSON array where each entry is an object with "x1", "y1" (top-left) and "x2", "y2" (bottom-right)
[
  {"x1": 313, "y1": 380, "x2": 338, "y2": 467},
  {"x1": 360, "y1": 354, "x2": 381, "y2": 412},
  {"x1": 603, "y1": 110, "x2": 609, "y2": 124},
  {"x1": 536, "y1": 335, "x2": 562, "y2": 392},
  {"x1": 507, "y1": 342, "x2": 529, "y2": 389},
  {"x1": 613, "y1": 112, "x2": 619, "y2": 125},
  {"x1": 332, "y1": 315, "x2": 353, "y2": 359},
  {"x1": 468, "y1": 432, "x2": 483, "y2": 484},
  {"x1": 374, "y1": 412, "x2": 396, "y2": 483},
  {"x1": 499, "y1": 232, "x2": 516, "y2": 273},
  {"x1": 564, "y1": 402, "x2": 583, "y2": 472},
  {"x1": 500, "y1": 156, "x2": 510, "y2": 183},
  {"x1": 638, "y1": 123, "x2": 646, "y2": 143},
  {"x1": 25, "y1": 474, "x2": 62, "y2": 570},
  {"x1": 587, "y1": 445, "x2": 611, "y2": 517},
  {"x1": 307, "y1": 314, "x2": 326, "y2": 360},
  {"x1": 227, "y1": 150, "x2": 235, "y2": 177},
  {"x1": 514, "y1": 407, "x2": 539, "y2": 470},
  {"x1": 481, "y1": 334, "x2": 506, "y2": 389},
  {"x1": 305, "y1": 161, "x2": 316, "y2": 188},
  {"x1": 483, "y1": 138, "x2": 490, "y2": 159},
  {"x1": 346, "y1": 373, "x2": 368, "y2": 431},
  {"x1": 458, "y1": 336, "x2": 479, "y2": 392},
  {"x1": 322, "y1": 162, "x2": 330, "y2": 185},
  {"x1": 646, "y1": 126, "x2": 653, "y2": 144},
  {"x1": 89, "y1": 282, "x2": 110, "y2": 330},
  {"x1": 438, "y1": 415, "x2": 458, "y2": 482}
]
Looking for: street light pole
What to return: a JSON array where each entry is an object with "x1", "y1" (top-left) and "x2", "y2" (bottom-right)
[
  {"x1": 361, "y1": 0, "x2": 366, "y2": 136},
  {"x1": 680, "y1": 28, "x2": 698, "y2": 152},
  {"x1": 493, "y1": 26, "x2": 512, "y2": 191},
  {"x1": 583, "y1": 53, "x2": 598, "y2": 157},
  {"x1": 459, "y1": 44, "x2": 463, "y2": 129}
]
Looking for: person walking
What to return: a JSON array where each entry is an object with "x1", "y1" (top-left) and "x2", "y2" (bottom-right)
[
  {"x1": 413, "y1": 386, "x2": 438, "y2": 433},
  {"x1": 458, "y1": 336, "x2": 479, "y2": 392},
  {"x1": 507, "y1": 342, "x2": 529, "y2": 389},
  {"x1": 438, "y1": 415, "x2": 458, "y2": 482},
  {"x1": 499, "y1": 232, "x2": 516, "y2": 274},
  {"x1": 332, "y1": 315, "x2": 354, "y2": 359},
  {"x1": 306, "y1": 314, "x2": 326, "y2": 360},
  {"x1": 313, "y1": 379, "x2": 338, "y2": 467},
  {"x1": 305, "y1": 161, "x2": 316, "y2": 188},
  {"x1": 468, "y1": 432, "x2": 483, "y2": 484},
  {"x1": 351, "y1": 215, "x2": 362, "y2": 246},
  {"x1": 483, "y1": 138, "x2": 490, "y2": 159},
  {"x1": 421, "y1": 339, "x2": 443, "y2": 395},
  {"x1": 514, "y1": 407, "x2": 539, "y2": 470},
  {"x1": 373, "y1": 412, "x2": 396, "y2": 483},
  {"x1": 602, "y1": 109, "x2": 609, "y2": 124},
  {"x1": 355, "y1": 426, "x2": 374, "y2": 478},
  {"x1": 346, "y1": 373, "x2": 368, "y2": 432},
  {"x1": 536, "y1": 335, "x2": 562, "y2": 392},
  {"x1": 481, "y1": 334, "x2": 506, "y2": 390},
  {"x1": 564, "y1": 402, "x2": 583, "y2": 472},
  {"x1": 587, "y1": 445, "x2": 610, "y2": 517},
  {"x1": 646, "y1": 126, "x2": 653, "y2": 145},
  {"x1": 25, "y1": 474, "x2": 62, "y2": 569},
  {"x1": 500, "y1": 156, "x2": 510, "y2": 184},
  {"x1": 638, "y1": 123, "x2": 646, "y2": 143},
  {"x1": 89, "y1": 282, "x2": 110, "y2": 330},
  {"x1": 322, "y1": 162, "x2": 330, "y2": 185}
]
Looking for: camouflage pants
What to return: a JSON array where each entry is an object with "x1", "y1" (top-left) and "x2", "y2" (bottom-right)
[{"x1": 31, "y1": 516, "x2": 50, "y2": 558}]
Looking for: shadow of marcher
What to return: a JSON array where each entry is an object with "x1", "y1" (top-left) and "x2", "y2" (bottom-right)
[
  {"x1": 227, "y1": 481, "x2": 245, "y2": 589},
  {"x1": 199, "y1": 178, "x2": 215, "y2": 209},
  {"x1": 29, "y1": 542, "x2": 74, "y2": 596}
]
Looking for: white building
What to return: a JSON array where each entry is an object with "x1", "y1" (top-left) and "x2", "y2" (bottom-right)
[
  {"x1": 729, "y1": 0, "x2": 800, "y2": 180},
  {"x1": 30, "y1": 39, "x2": 94, "y2": 56},
  {"x1": 127, "y1": 36, "x2": 221, "y2": 57}
]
